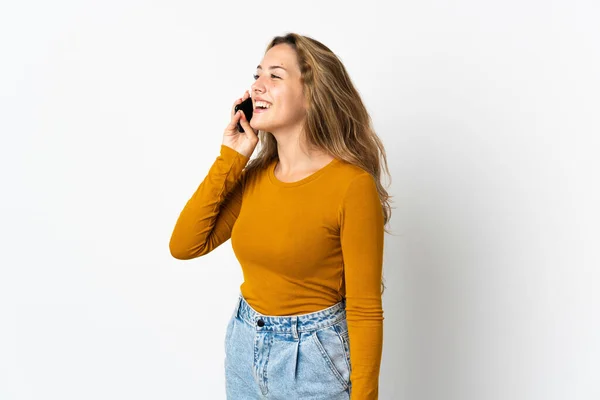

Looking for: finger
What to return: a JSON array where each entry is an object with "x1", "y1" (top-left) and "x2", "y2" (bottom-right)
[
  {"x1": 232, "y1": 91, "x2": 251, "y2": 115},
  {"x1": 238, "y1": 112, "x2": 255, "y2": 135},
  {"x1": 226, "y1": 110, "x2": 242, "y2": 130},
  {"x1": 231, "y1": 97, "x2": 243, "y2": 116}
]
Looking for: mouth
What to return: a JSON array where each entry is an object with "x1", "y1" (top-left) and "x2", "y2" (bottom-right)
[
  {"x1": 254, "y1": 100, "x2": 272, "y2": 113},
  {"x1": 254, "y1": 107, "x2": 270, "y2": 114}
]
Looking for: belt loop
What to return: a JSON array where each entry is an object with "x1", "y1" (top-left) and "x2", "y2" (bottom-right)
[{"x1": 291, "y1": 316, "x2": 298, "y2": 340}]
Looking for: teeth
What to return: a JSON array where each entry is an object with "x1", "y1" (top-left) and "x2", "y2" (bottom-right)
[{"x1": 255, "y1": 101, "x2": 272, "y2": 109}]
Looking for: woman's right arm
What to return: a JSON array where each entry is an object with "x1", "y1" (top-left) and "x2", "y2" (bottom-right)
[
  {"x1": 169, "y1": 91, "x2": 258, "y2": 259},
  {"x1": 169, "y1": 145, "x2": 249, "y2": 259}
]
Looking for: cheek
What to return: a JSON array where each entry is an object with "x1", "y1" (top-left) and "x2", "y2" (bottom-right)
[
  {"x1": 270, "y1": 87, "x2": 305, "y2": 117},
  {"x1": 293, "y1": 93, "x2": 307, "y2": 117}
]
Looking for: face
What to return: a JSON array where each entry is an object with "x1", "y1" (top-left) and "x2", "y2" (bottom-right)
[{"x1": 250, "y1": 44, "x2": 306, "y2": 133}]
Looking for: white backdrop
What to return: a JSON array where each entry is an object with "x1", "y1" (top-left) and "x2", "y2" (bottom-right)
[{"x1": 1, "y1": 1, "x2": 599, "y2": 399}]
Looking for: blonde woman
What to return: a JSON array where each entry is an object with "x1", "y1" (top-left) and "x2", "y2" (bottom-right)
[{"x1": 170, "y1": 32, "x2": 392, "y2": 399}]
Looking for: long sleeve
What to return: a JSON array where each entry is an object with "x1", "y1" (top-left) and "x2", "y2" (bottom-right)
[
  {"x1": 169, "y1": 144, "x2": 249, "y2": 260},
  {"x1": 339, "y1": 172, "x2": 385, "y2": 399}
]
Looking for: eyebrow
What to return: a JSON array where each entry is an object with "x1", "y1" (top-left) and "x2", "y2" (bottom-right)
[{"x1": 256, "y1": 65, "x2": 287, "y2": 72}]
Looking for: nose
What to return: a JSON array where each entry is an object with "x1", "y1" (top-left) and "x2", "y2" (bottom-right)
[{"x1": 251, "y1": 77, "x2": 265, "y2": 95}]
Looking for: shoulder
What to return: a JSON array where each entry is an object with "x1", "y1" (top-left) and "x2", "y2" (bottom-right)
[
  {"x1": 331, "y1": 159, "x2": 378, "y2": 193},
  {"x1": 330, "y1": 161, "x2": 382, "y2": 220}
]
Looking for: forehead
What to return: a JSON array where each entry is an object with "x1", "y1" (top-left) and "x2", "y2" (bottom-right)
[{"x1": 258, "y1": 44, "x2": 300, "y2": 74}]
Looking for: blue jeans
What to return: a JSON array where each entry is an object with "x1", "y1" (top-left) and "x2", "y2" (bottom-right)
[{"x1": 224, "y1": 294, "x2": 352, "y2": 399}]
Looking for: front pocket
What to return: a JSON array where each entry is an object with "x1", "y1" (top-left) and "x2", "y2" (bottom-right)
[
  {"x1": 311, "y1": 326, "x2": 351, "y2": 390},
  {"x1": 224, "y1": 316, "x2": 235, "y2": 353},
  {"x1": 334, "y1": 320, "x2": 352, "y2": 373}
]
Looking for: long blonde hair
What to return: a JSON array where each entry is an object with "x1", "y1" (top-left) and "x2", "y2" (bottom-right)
[{"x1": 245, "y1": 33, "x2": 393, "y2": 292}]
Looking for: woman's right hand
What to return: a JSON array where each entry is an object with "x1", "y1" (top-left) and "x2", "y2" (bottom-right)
[{"x1": 222, "y1": 90, "x2": 259, "y2": 159}]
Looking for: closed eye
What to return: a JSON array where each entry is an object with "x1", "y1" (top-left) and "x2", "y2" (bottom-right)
[{"x1": 253, "y1": 74, "x2": 281, "y2": 80}]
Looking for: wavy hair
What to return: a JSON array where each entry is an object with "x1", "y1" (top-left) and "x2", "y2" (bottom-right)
[{"x1": 244, "y1": 33, "x2": 393, "y2": 293}]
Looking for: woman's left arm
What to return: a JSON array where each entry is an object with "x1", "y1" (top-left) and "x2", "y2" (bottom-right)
[{"x1": 339, "y1": 172, "x2": 385, "y2": 400}]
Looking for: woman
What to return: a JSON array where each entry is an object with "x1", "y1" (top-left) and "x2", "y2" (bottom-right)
[{"x1": 169, "y1": 33, "x2": 392, "y2": 399}]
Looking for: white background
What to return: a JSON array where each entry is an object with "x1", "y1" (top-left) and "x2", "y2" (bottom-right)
[{"x1": 1, "y1": 1, "x2": 599, "y2": 399}]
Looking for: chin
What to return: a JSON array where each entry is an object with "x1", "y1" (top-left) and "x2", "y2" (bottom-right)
[{"x1": 250, "y1": 120, "x2": 273, "y2": 133}]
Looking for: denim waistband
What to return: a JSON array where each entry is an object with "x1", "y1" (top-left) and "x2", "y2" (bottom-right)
[{"x1": 233, "y1": 293, "x2": 346, "y2": 333}]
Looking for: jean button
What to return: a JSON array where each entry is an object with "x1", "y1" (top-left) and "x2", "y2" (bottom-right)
[{"x1": 257, "y1": 318, "x2": 265, "y2": 327}]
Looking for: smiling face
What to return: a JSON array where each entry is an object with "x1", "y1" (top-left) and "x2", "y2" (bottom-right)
[{"x1": 250, "y1": 44, "x2": 307, "y2": 134}]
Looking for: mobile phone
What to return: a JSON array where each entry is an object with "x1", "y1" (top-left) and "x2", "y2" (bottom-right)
[{"x1": 234, "y1": 97, "x2": 254, "y2": 132}]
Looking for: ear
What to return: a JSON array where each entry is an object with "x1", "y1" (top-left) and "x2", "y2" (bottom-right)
[{"x1": 302, "y1": 89, "x2": 310, "y2": 111}]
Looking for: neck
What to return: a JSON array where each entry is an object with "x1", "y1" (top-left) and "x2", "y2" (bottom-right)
[{"x1": 271, "y1": 128, "x2": 330, "y2": 175}]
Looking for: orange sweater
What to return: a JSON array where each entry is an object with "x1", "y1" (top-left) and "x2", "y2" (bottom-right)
[{"x1": 170, "y1": 144, "x2": 384, "y2": 399}]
